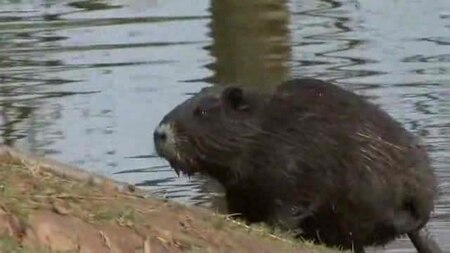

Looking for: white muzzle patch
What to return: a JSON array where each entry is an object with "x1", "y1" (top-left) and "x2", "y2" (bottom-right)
[{"x1": 155, "y1": 123, "x2": 177, "y2": 155}]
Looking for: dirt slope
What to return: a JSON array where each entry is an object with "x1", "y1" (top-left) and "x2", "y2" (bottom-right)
[{"x1": 0, "y1": 146, "x2": 339, "y2": 253}]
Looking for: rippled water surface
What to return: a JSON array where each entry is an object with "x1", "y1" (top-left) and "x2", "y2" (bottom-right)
[{"x1": 0, "y1": 0, "x2": 449, "y2": 251}]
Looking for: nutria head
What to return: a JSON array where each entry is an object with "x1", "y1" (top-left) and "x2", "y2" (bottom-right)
[{"x1": 154, "y1": 85, "x2": 267, "y2": 183}]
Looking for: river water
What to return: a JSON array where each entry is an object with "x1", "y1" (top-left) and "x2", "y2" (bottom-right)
[{"x1": 0, "y1": 0, "x2": 449, "y2": 251}]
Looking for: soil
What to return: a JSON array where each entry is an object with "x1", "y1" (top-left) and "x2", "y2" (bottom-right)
[{"x1": 0, "y1": 146, "x2": 339, "y2": 253}]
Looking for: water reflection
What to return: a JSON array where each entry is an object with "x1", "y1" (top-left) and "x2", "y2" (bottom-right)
[
  {"x1": 67, "y1": 0, "x2": 121, "y2": 11},
  {"x1": 0, "y1": 0, "x2": 449, "y2": 252},
  {"x1": 206, "y1": 0, "x2": 291, "y2": 89}
]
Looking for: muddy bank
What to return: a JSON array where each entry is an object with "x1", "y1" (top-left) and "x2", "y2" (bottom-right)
[{"x1": 0, "y1": 146, "x2": 338, "y2": 253}]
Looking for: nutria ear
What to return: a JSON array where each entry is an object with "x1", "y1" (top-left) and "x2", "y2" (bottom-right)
[{"x1": 222, "y1": 87, "x2": 249, "y2": 111}]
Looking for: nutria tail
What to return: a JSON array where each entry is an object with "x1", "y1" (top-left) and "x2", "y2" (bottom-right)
[{"x1": 408, "y1": 230, "x2": 442, "y2": 253}]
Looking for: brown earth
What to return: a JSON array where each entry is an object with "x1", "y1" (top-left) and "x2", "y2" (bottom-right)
[{"x1": 0, "y1": 146, "x2": 340, "y2": 253}]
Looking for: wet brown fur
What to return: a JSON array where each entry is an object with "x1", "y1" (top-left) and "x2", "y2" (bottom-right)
[{"x1": 154, "y1": 78, "x2": 439, "y2": 252}]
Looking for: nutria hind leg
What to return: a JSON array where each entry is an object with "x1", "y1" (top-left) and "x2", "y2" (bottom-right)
[{"x1": 408, "y1": 229, "x2": 442, "y2": 253}]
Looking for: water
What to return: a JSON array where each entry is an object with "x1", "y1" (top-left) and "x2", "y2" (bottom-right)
[{"x1": 0, "y1": 0, "x2": 449, "y2": 251}]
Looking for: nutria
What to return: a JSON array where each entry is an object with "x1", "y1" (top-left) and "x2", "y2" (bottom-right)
[{"x1": 153, "y1": 78, "x2": 441, "y2": 253}]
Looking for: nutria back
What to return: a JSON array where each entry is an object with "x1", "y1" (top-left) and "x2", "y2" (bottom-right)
[{"x1": 154, "y1": 78, "x2": 439, "y2": 252}]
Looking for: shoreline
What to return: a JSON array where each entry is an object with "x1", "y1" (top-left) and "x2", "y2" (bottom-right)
[{"x1": 0, "y1": 145, "x2": 338, "y2": 253}]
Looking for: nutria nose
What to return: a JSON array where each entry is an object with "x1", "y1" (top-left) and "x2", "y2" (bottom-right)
[
  {"x1": 154, "y1": 123, "x2": 176, "y2": 157},
  {"x1": 153, "y1": 128, "x2": 167, "y2": 143}
]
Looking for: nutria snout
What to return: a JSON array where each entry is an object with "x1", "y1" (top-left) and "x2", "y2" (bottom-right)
[{"x1": 153, "y1": 78, "x2": 441, "y2": 253}]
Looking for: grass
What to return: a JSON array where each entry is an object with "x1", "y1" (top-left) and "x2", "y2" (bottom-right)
[
  {"x1": 0, "y1": 235, "x2": 53, "y2": 253},
  {"x1": 0, "y1": 152, "x2": 341, "y2": 253}
]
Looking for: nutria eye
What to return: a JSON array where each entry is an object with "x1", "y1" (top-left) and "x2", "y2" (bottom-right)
[{"x1": 194, "y1": 107, "x2": 207, "y2": 117}]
